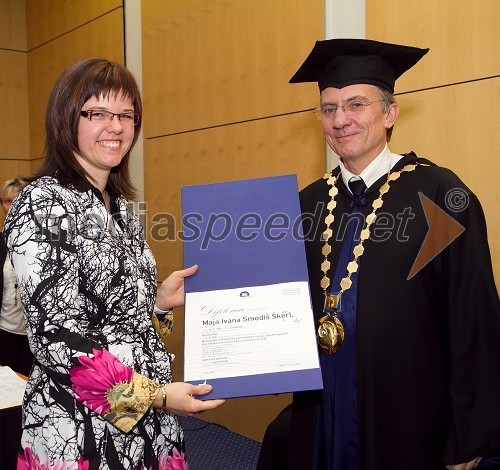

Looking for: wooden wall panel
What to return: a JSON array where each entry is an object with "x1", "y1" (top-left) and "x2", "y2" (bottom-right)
[
  {"x1": 0, "y1": 160, "x2": 31, "y2": 185},
  {"x1": 0, "y1": 0, "x2": 29, "y2": 199},
  {"x1": 390, "y1": 78, "x2": 500, "y2": 282},
  {"x1": 0, "y1": 50, "x2": 29, "y2": 158},
  {"x1": 27, "y1": 10, "x2": 124, "y2": 158},
  {"x1": 25, "y1": 0, "x2": 122, "y2": 50},
  {"x1": 144, "y1": 112, "x2": 324, "y2": 441},
  {"x1": 0, "y1": 0, "x2": 26, "y2": 50},
  {"x1": 367, "y1": 0, "x2": 500, "y2": 93},
  {"x1": 142, "y1": 0, "x2": 323, "y2": 138},
  {"x1": 366, "y1": 0, "x2": 500, "y2": 286}
]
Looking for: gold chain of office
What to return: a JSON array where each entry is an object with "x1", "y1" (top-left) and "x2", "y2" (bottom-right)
[{"x1": 317, "y1": 162, "x2": 422, "y2": 354}]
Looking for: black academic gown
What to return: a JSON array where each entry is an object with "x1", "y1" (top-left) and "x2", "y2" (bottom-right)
[{"x1": 289, "y1": 152, "x2": 500, "y2": 470}]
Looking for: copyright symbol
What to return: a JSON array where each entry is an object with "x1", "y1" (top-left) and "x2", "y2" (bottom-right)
[{"x1": 445, "y1": 188, "x2": 469, "y2": 212}]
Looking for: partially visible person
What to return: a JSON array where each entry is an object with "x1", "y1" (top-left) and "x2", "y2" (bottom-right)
[
  {"x1": 1, "y1": 177, "x2": 27, "y2": 215},
  {"x1": 0, "y1": 177, "x2": 33, "y2": 376},
  {"x1": 3, "y1": 58, "x2": 224, "y2": 469}
]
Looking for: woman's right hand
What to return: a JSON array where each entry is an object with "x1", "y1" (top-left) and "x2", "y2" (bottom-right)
[{"x1": 154, "y1": 382, "x2": 225, "y2": 417}]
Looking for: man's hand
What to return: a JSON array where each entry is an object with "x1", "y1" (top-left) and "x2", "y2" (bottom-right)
[{"x1": 446, "y1": 456, "x2": 482, "y2": 470}]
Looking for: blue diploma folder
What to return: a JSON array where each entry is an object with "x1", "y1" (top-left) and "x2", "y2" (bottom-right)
[{"x1": 181, "y1": 174, "x2": 323, "y2": 399}]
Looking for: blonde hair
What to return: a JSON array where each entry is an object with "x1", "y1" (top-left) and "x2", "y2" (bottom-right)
[{"x1": 2, "y1": 177, "x2": 28, "y2": 196}]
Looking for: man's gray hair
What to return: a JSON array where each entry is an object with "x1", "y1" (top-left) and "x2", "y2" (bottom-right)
[{"x1": 377, "y1": 87, "x2": 397, "y2": 142}]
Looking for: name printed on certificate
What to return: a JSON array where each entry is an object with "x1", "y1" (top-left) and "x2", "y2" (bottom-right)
[{"x1": 184, "y1": 281, "x2": 319, "y2": 382}]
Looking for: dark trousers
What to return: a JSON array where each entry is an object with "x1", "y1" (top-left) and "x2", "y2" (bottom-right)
[
  {"x1": 0, "y1": 406, "x2": 22, "y2": 469},
  {"x1": 256, "y1": 404, "x2": 292, "y2": 470}
]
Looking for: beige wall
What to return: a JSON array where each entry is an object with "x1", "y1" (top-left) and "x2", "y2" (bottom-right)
[
  {"x1": 0, "y1": 0, "x2": 29, "y2": 227},
  {"x1": 366, "y1": 0, "x2": 500, "y2": 283}
]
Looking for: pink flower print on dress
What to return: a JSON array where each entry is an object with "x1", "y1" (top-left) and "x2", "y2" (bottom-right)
[
  {"x1": 17, "y1": 447, "x2": 43, "y2": 470},
  {"x1": 69, "y1": 348, "x2": 133, "y2": 414},
  {"x1": 158, "y1": 447, "x2": 189, "y2": 470},
  {"x1": 18, "y1": 446, "x2": 90, "y2": 469}
]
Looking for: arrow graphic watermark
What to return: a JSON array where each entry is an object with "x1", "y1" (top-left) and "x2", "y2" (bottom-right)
[{"x1": 408, "y1": 192, "x2": 466, "y2": 280}]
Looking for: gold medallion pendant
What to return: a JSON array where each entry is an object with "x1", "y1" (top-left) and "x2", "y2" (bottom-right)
[{"x1": 317, "y1": 314, "x2": 345, "y2": 354}]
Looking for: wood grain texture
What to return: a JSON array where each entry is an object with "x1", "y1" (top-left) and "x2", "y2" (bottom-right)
[
  {"x1": 0, "y1": 50, "x2": 29, "y2": 158},
  {"x1": 0, "y1": 0, "x2": 27, "y2": 50},
  {"x1": 25, "y1": 0, "x2": 122, "y2": 50},
  {"x1": 366, "y1": 0, "x2": 500, "y2": 93},
  {"x1": 142, "y1": 0, "x2": 323, "y2": 138}
]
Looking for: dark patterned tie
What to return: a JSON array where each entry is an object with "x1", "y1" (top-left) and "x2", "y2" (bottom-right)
[{"x1": 348, "y1": 178, "x2": 367, "y2": 205}]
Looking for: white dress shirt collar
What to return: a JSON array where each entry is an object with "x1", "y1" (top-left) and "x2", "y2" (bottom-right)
[{"x1": 339, "y1": 144, "x2": 404, "y2": 193}]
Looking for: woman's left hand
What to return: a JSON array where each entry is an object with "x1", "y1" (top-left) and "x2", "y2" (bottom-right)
[{"x1": 155, "y1": 264, "x2": 198, "y2": 310}]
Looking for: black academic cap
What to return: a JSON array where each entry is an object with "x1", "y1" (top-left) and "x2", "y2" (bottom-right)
[{"x1": 289, "y1": 38, "x2": 429, "y2": 93}]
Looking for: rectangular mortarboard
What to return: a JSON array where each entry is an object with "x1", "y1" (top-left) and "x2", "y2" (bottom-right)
[{"x1": 290, "y1": 38, "x2": 429, "y2": 93}]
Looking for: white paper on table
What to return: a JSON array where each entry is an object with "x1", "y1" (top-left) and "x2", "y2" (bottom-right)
[
  {"x1": 0, "y1": 366, "x2": 27, "y2": 409},
  {"x1": 184, "y1": 281, "x2": 319, "y2": 381}
]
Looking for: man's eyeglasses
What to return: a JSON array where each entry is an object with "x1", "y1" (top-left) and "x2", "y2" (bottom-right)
[
  {"x1": 80, "y1": 109, "x2": 140, "y2": 126},
  {"x1": 314, "y1": 100, "x2": 386, "y2": 120}
]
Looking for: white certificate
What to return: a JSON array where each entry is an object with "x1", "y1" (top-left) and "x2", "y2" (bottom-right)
[{"x1": 184, "y1": 281, "x2": 322, "y2": 398}]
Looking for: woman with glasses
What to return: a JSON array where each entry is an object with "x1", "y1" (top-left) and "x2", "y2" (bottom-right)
[{"x1": 3, "y1": 58, "x2": 224, "y2": 469}]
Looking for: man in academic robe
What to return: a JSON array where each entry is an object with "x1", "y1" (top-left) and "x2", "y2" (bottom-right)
[{"x1": 257, "y1": 39, "x2": 500, "y2": 470}]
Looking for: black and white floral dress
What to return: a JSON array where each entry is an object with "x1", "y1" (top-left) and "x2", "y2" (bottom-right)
[{"x1": 4, "y1": 176, "x2": 187, "y2": 470}]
